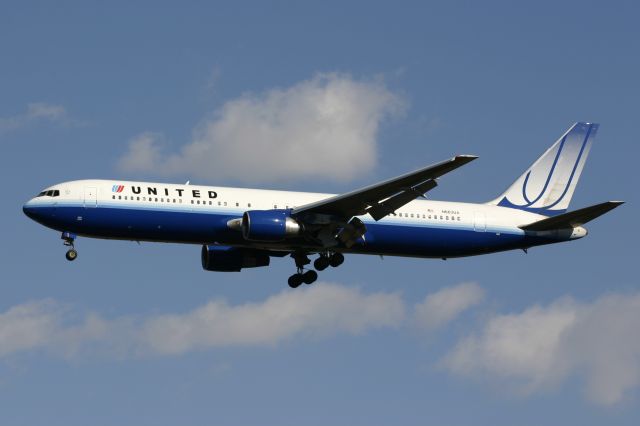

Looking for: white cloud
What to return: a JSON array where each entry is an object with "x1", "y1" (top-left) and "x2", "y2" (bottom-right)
[
  {"x1": 6, "y1": 283, "x2": 638, "y2": 406},
  {"x1": 26, "y1": 102, "x2": 67, "y2": 121},
  {"x1": 0, "y1": 300, "x2": 59, "y2": 356},
  {"x1": 443, "y1": 293, "x2": 640, "y2": 406},
  {"x1": 0, "y1": 300, "x2": 108, "y2": 358},
  {"x1": 0, "y1": 283, "x2": 404, "y2": 358},
  {"x1": 117, "y1": 132, "x2": 164, "y2": 174},
  {"x1": 414, "y1": 282, "x2": 484, "y2": 330},
  {"x1": 140, "y1": 283, "x2": 405, "y2": 354},
  {"x1": 118, "y1": 73, "x2": 405, "y2": 183},
  {"x1": 0, "y1": 102, "x2": 73, "y2": 132}
]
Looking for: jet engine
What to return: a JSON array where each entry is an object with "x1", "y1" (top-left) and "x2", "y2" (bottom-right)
[
  {"x1": 241, "y1": 209, "x2": 301, "y2": 242},
  {"x1": 201, "y1": 245, "x2": 270, "y2": 272}
]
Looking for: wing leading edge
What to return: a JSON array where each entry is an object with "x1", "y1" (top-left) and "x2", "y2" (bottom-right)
[{"x1": 292, "y1": 155, "x2": 478, "y2": 221}]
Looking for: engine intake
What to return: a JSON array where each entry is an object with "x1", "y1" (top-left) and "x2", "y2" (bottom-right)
[
  {"x1": 242, "y1": 209, "x2": 301, "y2": 242},
  {"x1": 201, "y1": 245, "x2": 270, "y2": 272}
]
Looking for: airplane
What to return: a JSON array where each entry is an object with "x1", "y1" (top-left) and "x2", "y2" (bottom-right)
[{"x1": 23, "y1": 122, "x2": 623, "y2": 288}]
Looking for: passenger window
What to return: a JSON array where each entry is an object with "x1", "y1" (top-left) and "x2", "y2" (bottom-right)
[
  {"x1": 112, "y1": 195, "x2": 116, "y2": 199},
  {"x1": 118, "y1": 195, "x2": 122, "y2": 200},
  {"x1": 236, "y1": 202, "x2": 239, "y2": 207},
  {"x1": 248, "y1": 203, "x2": 251, "y2": 208},
  {"x1": 224, "y1": 202, "x2": 227, "y2": 206}
]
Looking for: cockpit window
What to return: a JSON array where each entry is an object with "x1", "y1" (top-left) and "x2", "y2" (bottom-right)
[{"x1": 37, "y1": 190, "x2": 60, "y2": 197}]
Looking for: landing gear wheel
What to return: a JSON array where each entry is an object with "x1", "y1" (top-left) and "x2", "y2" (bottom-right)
[
  {"x1": 288, "y1": 274, "x2": 303, "y2": 289},
  {"x1": 65, "y1": 249, "x2": 78, "y2": 261},
  {"x1": 302, "y1": 270, "x2": 318, "y2": 285},
  {"x1": 329, "y1": 252, "x2": 344, "y2": 267},
  {"x1": 314, "y1": 256, "x2": 330, "y2": 271}
]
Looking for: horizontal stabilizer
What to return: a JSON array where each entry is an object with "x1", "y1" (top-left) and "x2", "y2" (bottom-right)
[{"x1": 519, "y1": 201, "x2": 624, "y2": 231}]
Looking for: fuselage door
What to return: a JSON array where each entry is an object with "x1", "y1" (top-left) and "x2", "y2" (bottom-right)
[
  {"x1": 84, "y1": 186, "x2": 97, "y2": 208},
  {"x1": 473, "y1": 211, "x2": 486, "y2": 232}
]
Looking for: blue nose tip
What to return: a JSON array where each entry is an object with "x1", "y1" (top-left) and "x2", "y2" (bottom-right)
[{"x1": 23, "y1": 201, "x2": 36, "y2": 219}]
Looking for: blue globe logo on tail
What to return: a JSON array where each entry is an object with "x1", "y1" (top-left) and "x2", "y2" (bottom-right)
[{"x1": 491, "y1": 122, "x2": 598, "y2": 216}]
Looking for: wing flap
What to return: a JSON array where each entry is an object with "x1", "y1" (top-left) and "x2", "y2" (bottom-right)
[
  {"x1": 367, "y1": 179, "x2": 438, "y2": 221},
  {"x1": 519, "y1": 201, "x2": 624, "y2": 231}
]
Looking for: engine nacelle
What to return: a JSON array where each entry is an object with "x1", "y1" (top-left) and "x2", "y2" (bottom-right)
[
  {"x1": 241, "y1": 209, "x2": 301, "y2": 242},
  {"x1": 201, "y1": 245, "x2": 270, "y2": 272}
]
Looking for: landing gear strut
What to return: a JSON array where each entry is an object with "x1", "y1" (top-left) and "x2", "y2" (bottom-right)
[
  {"x1": 288, "y1": 253, "x2": 318, "y2": 288},
  {"x1": 62, "y1": 232, "x2": 78, "y2": 261},
  {"x1": 288, "y1": 252, "x2": 345, "y2": 288}
]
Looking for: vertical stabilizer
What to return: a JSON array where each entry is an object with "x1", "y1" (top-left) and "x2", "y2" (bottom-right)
[{"x1": 488, "y1": 122, "x2": 598, "y2": 216}]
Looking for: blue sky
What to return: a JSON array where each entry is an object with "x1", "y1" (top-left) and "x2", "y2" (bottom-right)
[{"x1": 1, "y1": 1, "x2": 639, "y2": 425}]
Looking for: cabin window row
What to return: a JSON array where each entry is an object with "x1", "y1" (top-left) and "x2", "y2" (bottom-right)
[
  {"x1": 113, "y1": 195, "x2": 183, "y2": 203},
  {"x1": 393, "y1": 212, "x2": 462, "y2": 221},
  {"x1": 110, "y1": 196, "x2": 460, "y2": 221},
  {"x1": 112, "y1": 194, "x2": 252, "y2": 208}
]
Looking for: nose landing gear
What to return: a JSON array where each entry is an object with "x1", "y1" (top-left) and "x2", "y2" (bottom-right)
[
  {"x1": 62, "y1": 232, "x2": 78, "y2": 261},
  {"x1": 65, "y1": 249, "x2": 78, "y2": 261}
]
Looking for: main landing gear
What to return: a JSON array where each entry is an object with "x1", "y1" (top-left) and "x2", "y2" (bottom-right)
[
  {"x1": 288, "y1": 253, "x2": 315, "y2": 288},
  {"x1": 287, "y1": 252, "x2": 345, "y2": 288},
  {"x1": 62, "y1": 232, "x2": 78, "y2": 261}
]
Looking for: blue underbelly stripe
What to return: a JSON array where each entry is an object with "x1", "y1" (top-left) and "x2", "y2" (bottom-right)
[{"x1": 28, "y1": 205, "x2": 550, "y2": 258}]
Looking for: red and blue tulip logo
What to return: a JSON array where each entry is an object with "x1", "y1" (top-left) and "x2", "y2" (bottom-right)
[{"x1": 112, "y1": 185, "x2": 125, "y2": 193}]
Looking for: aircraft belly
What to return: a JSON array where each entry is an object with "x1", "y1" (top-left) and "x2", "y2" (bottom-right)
[
  {"x1": 349, "y1": 222, "x2": 527, "y2": 258},
  {"x1": 44, "y1": 206, "x2": 547, "y2": 256}
]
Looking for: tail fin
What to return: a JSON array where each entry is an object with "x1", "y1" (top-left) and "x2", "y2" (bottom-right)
[{"x1": 488, "y1": 122, "x2": 598, "y2": 216}]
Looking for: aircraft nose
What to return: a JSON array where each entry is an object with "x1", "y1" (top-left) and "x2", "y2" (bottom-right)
[{"x1": 23, "y1": 199, "x2": 37, "y2": 220}]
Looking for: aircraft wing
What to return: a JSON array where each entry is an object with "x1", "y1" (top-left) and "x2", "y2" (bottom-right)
[{"x1": 292, "y1": 155, "x2": 478, "y2": 221}]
